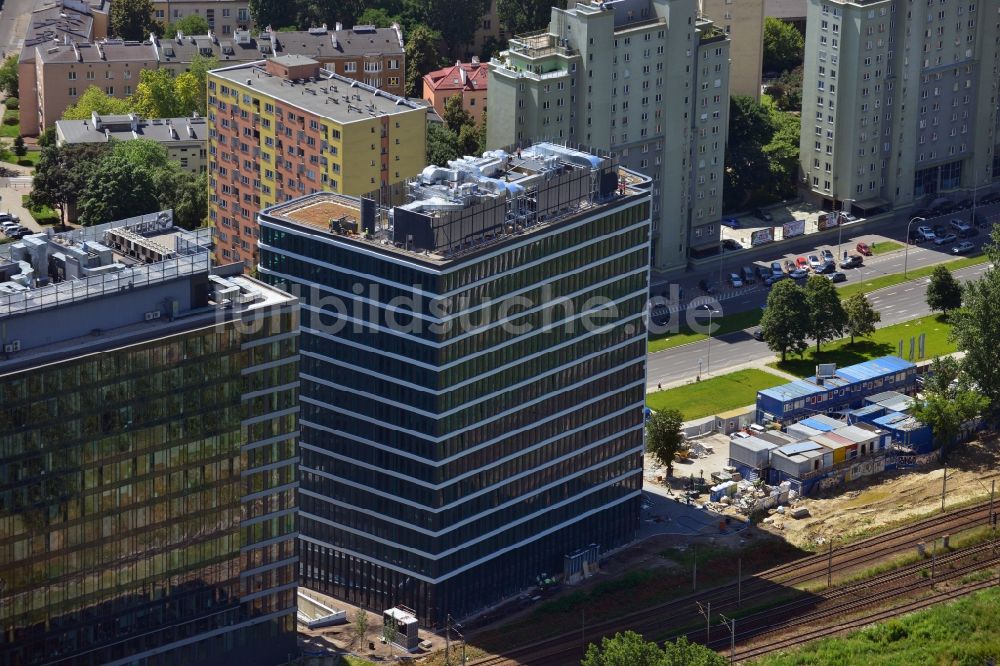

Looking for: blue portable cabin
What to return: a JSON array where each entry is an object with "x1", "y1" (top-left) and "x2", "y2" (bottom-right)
[
  {"x1": 756, "y1": 356, "x2": 917, "y2": 425},
  {"x1": 873, "y1": 411, "x2": 934, "y2": 453},
  {"x1": 849, "y1": 403, "x2": 887, "y2": 426}
]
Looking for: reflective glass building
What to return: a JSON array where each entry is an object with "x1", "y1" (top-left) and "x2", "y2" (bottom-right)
[
  {"x1": 258, "y1": 144, "x2": 652, "y2": 624},
  {"x1": 0, "y1": 214, "x2": 300, "y2": 666}
]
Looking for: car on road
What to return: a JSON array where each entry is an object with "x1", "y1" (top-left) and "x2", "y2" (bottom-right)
[
  {"x1": 934, "y1": 233, "x2": 957, "y2": 246},
  {"x1": 915, "y1": 226, "x2": 937, "y2": 242},
  {"x1": 729, "y1": 273, "x2": 744, "y2": 288},
  {"x1": 826, "y1": 271, "x2": 847, "y2": 283},
  {"x1": 795, "y1": 256, "x2": 809, "y2": 269},
  {"x1": 788, "y1": 268, "x2": 809, "y2": 280},
  {"x1": 722, "y1": 238, "x2": 743, "y2": 251},
  {"x1": 840, "y1": 254, "x2": 863, "y2": 269},
  {"x1": 821, "y1": 249, "x2": 834, "y2": 264},
  {"x1": 721, "y1": 217, "x2": 741, "y2": 229},
  {"x1": 808, "y1": 255, "x2": 824, "y2": 270},
  {"x1": 752, "y1": 328, "x2": 764, "y2": 341},
  {"x1": 770, "y1": 261, "x2": 784, "y2": 277},
  {"x1": 951, "y1": 241, "x2": 975, "y2": 255},
  {"x1": 753, "y1": 208, "x2": 774, "y2": 222}
]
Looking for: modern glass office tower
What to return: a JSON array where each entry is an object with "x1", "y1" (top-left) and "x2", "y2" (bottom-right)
[
  {"x1": 258, "y1": 143, "x2": 652, "y2": 624},
  {"x1": 0, "y1": 214, "x2": 299, "y2": 666}
]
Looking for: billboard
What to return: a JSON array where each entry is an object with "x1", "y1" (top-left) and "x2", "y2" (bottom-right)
[
  {"x1": 750, "y1": 228, "x2": 774, "y2": 246},
  {"x1": 818, "y1": 213, "x2": 840, "y2": 231},
  {"x1": 782, "y1": 219, "x2": 806, "y2": 239}
]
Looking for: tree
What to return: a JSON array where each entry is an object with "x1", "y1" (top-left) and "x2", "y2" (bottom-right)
[
  {"x1": 352, "y1": 608, "x2": 369, "y2": 647},
  {"x1": 763, "y1": 16, "x2": 804, "y2": 74},
  {"x1": 28, "y1": 143, "x2": 110, "y2": 224},
  {"x1": 427, "y1": 121, "x2": 461, "y2": 165},
  {"x1": 131, "y1": 69, "x2": 179, "y2": 118},
  {"x1": 913, "y1": 388, "x2": 987, "y2": 461},
  {"x1": 926, "y1": 265, "x2": 963, "y2": 315},
  {"x1": 248, "y1": 0, "x2": 287, "y2": 29},
  {"x1": 0, "y1": 54, "x2": 18, "y2": 98},
  {"x1": 950, "y1": 240, "x2": 1000, "y2": 412},
  {"x1": 724, "y1": 96, "x2": 776, "y2": 211},
  {"x1": 661, "y1": 636, "x2": 728, "y2": 666},
  {"x1": 760, "y1": 279, "x2": 809, "y2": 361},
  {"x1": 153, "y1": 168, "x2": 207, "y2": 229},
  {"x1": 37, "y1": 126, "x2": 57, "y2": 148},
  {"x1": 498, "y1": 0, "x2": 565, "y2": 37},
  {"x1": 358, "y1": 7, "x2": 399, "y2": 27},
  {"x1": 582, "y1": 631, "x2": 666, "y2": 666},
  {"x1": 405, "y1": 24, "x2": 443, "y2": 97},
  {"x1": 804, "y1": 275, "x2": 847, "y2": 352},
  {"x1": 443, "y1": 93, "x2": 474, "y2": 133},
  {"x1": 77, "y1": 154, "x2": 161, "y2": 226},
  {"x1": 762, "y1": 108, "x2": 800, "y2": 197},
  {"x1": 922, "y1": 356, "x2": 961, "y2": 397},
  {"x1": 843, "y1": 292, "x2": 881, "y2": 344},
  {"x1": 12, "y1": 136, "x2": 26, "y2": 158},
  {"x1": 408, "y1": 0, "x2": 490, "y2": 57},
  {"x1": 167, "y1": 13, "x2": 210, "y2": 36},
  {"x1": 457, "y1": 123, "x2": 481, "y2": 157},
  {"x1": 765, "y1": 65, "x2": 803, "y2": 112},
  {"x1": 62, "y1": 86, "x2": 133, "y2": 119},
  {"x1": 383, "y1": 618, "x2": 399, "y2": 658},
  {"x1": 645, "y1": 408, "x2": 684, "y2": 477},
  {"x1": 110, "y1": 0, "x2": 156, "y2": 41},
  {"x1": 582, "y1": 632, "x2": 726, "y2": 666}
]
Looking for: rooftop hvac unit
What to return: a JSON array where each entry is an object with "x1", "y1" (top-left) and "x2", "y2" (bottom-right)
[{"x1": 4, "y1": 340, "x2": 21, "y2": 353}]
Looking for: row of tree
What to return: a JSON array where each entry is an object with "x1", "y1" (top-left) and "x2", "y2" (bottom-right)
[
  {"x1": 583, "y1": 631, "x2": 727, "y2": 666},
  {"x1": 759, "y1": 277, "x2": 880, "y2": 361},
  {"x1": 427, "y1": 97, "x2": 487, "y2": 166},
  {"x1": 29, "y1": 139, "x2": 206, "y2": 229}
]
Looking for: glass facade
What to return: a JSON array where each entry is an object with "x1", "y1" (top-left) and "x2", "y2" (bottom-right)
[
  {"x1": 260, "y1": 196, "x2": 651, "y2": 625},
  {"x1": 0, "y1": 308, "x2": 300, "y2": 666}
]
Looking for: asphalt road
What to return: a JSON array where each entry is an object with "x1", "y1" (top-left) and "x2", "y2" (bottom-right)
[{"x1": 646, "y1": 254, "x2": 991, "y2": 390}]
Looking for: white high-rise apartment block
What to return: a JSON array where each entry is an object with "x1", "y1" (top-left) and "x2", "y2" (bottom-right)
[
  {"x1": 800, "y1": 0, "x2": 999, "y2": 215},
  {"x1": 487, "y1": 0, "x2": 731, "y2": 271}
]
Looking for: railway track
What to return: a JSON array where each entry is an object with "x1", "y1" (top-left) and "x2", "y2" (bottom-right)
[{"x1": 467, "y1": 500, "x2": 996, "y2": 666}]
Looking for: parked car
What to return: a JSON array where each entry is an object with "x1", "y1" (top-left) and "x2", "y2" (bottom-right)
[
  {"x1": 757, "y1": 265, "x2": 772, "y2": 281},
  {"x1": 752, "y1": 328, "x2": 764, "y2": 341},
  {"x1": 821, "y1": 249, "x2": 835, "y2": 264},
  {"x1": 722, "y1": 238, "x2": 743, "y2": 251},
  {"x1": 951, "y1": 241, "x2": 975, "y2": 255},
  {"x1": 0, "y1": 212, "x2": 20, "y2": 224},
  {"x1": 910, "y1": 208, "x2": 933, "y2": 220},
  {"x1": 952, "y1": 198, "x2": 972, "y2": 210},
  {"x1": 841, "y1": 213, "x2": 859, "y2": 223},
  {"x1": 795, "y1": 256, "x2": 809, "y2": 269},
  {"x1": 856, "y1": 242, "x2": 873, "y2": 256},
  {"x1": 808, "y1": 255, "x2": 824, "y2": 271},
  {"x1": 698, "y1": 279, "x2": 715, "y2": 293},
  {"x1": 915, "y1": 226, "x2": 937, "y2": 242},
  {"x1": 933, "y1": 224, "x2": 947, "y2": 237},
  {"x1": 741, "y1": 266, "x2": 756, "y2": 284},
  {"x1": 753, "y1": 208, "x2": 773, "y2": 222},
  {"x1": 840, "y1": 254, "x2": 864, "y2": 269},
  {"x1": 770, "y1": 261, "x2": 784, "y2": 277},
  {"x1": 826, "y1": 271, "x2": 847, "y2": 283},
  {"x1": 949, "y1": 218, "x2": 973, "y2": 236},
  {"x1": 784, "y1": 259, "x2": 795, "y2": 273},
  {"x1": 765, "y1": 273, "x2": 788, "y2": 286},
  {"x1": 789, "y1": 268, "x2": 809, "y2": 280},
  {"x1": 729, "y1": 272, "x2": 743, "y2": 288},
  {"x1": 0, "y1": 221, "x2": 19, "y2": 233},
  {"x1": 4, "y1": 225, "x2": 29, "y2": 238},
  {"x1": 934, "y1": 233, "x2": 957, "y2": 246},
  {"x1": 721, "y1": 217, "x2": 741, "y2": 229},
  {"x1": 973, "y1": 212, "x2": 991, "y2": 229},
  {"x1": 816, "y1": 262, "x2": 837, "y2": 275}
]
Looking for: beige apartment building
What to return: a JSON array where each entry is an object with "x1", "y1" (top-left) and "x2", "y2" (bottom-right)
[
  {"x1": 701, "y1": 0, "x2": 764, "y2": 99},
  {"x1": 489, "y1": 0, "x2": 731, "y2": 271},
  {"x1": 55, "y1": 112, "x2": 208, "y2": 174},
  {"x1": 151, "y1": 0, "x2": 253, "y2": 36},
  {"x1": 799, "y1": 0, "x2": 1000, "y2": 214}
]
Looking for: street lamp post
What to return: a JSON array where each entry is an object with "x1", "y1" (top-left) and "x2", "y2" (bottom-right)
[
  {"x1": 706, "y1": 309, "x2": 721, "y2": 374},
  {"x1": 903, "y1": 216, "x2": 926, "y2": 278},
  {"x1": 837, "y1": 199, "x2": 854, "y2": 262}
]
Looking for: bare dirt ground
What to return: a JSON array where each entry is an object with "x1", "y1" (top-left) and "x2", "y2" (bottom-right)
[{"x1": 760, "y1": 436, "x2": 1000, "y2": 550}]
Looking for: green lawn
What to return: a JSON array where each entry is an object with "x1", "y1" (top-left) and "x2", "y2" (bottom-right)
[
  {"x1": 751, "y1": 586, "x2": 1000, "y2": 666},
  {"x1": 869, "y1": 240, "x2": 903, "y2": 255},
  {"x1": 769, "y1": 314, "x2": 954, "y2": 377},
  {"x1": 21, "y1": 195, "x2": 60, "y2": 225},
  {"x1": 646, "y1": 369, "x2": 787, "y2": 420},
  {"x1": 837, "y1": 253, "x2": 988, "y2": 299},
  {"x1": 12, "y1": 149, "x2": 40, "y2": 168},
  {"x1": 0, "y1": 108, "x2": 18, "y2": 138},
  {"x1": 648, "y1": 308, "x2": 763, "y2": 353}
]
